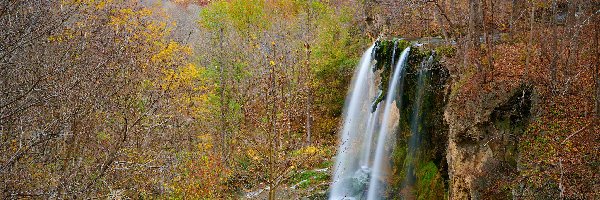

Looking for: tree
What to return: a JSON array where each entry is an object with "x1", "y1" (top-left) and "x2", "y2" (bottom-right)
[
  {"x1": 466, "y1": 0, "x2": 483, "y2": 81},
  {"x1": 193, "y1": 1, "x2": 364, "y2": 198},
  {"x1": 303, "y1": 0, "x2": 314, "y2": 145},
  {"x1": 482, "y1": 0, "x2": 495, "y2": 83},
  {"x1": 595, "y1": 6, "x2": 600, "y2": 119},
  {"x1": 0, "y1": 0, "x2": 199, "y2": 198}
]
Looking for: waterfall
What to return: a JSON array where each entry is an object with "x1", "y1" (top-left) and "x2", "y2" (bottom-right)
[
  {"x1": 366, "y1": 47, "x2": 411, "y2": 200},
  {"x1": 359, "y1": 40, "x2": 399, "y2": 169},
  {"x1": 359, "y1": 105, "x2": 380, "y2": 168},
  {"x1": 403, "y1": 54, "x2": 433, "y2": 189},
  {"x1": 329, "y1": 44, "x2": 377, "y2": 199},
  {"x1": 330, "y1": 42, "x2": 417, "y2": 200}
]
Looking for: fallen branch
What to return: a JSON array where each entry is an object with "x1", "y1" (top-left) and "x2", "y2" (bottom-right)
[{"x1": 561, "y1": 123, "x2": 592, "y2": 144}]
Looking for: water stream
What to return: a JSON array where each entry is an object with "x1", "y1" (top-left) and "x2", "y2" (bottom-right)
[
  {"x1": 330, "y1": 43, "x2": 419, "y2": 200},
  {"x1": 365, "y1": 47, "x2": 410, "y2": 200},
  {"x1": 403, "y1": 54, "x2": 433, "y2": 188},
  {"x1": 329, "y1": 44, "x2": 377, "y2": 199}
]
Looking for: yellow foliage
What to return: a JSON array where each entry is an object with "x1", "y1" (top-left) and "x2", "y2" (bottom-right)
[
  {"x1": 169, "y1": 151, "x2": 229, "y2": 199},
  {"x1": 109, "y1": 8, "x2": 134, "y2": 26},
  {"x1": 160, "y1": 62, "x2": 211, "y2": 119},
  {"x1": 108, "y1": 7, "x2": 153, "y2": 34},
  {"x1": 161, "y1": 63, "x2": 198, "y2": 90},
  {"x1": 247, "y1": 149, "x2": 261, "y2": 161},
  {"x1": 95, "y1": 0, "x2": 107, "y2": 9},
  {"x1": 298, "y1": 145, "x2": 321, "y2": 155},
  {"x1": 197, "y1": 134, "x2": 213, "y2": 152},
  {"x1": 152, "y1": 41, "x2": 191, "y2": 64},
  {"x1": 47, "y1": 28, "x2": 75, "y2": 43}
]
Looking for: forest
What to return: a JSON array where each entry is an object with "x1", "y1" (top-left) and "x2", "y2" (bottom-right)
[{"x1": 0, "y1": 0, "x2": 598, "y2": 199}]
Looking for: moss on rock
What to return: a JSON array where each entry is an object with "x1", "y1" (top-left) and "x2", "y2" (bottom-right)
[{"x1": 372, "y1": 39, "x2": 450, "y2": 199}]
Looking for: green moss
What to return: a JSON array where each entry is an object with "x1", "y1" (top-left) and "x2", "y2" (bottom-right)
[
  {"x1": 372, "y1": 39, "x2": 432, "y2": 111},
  {"x1": 291, "y1": 170, "x2": 330, "y2": 189},
  {"x1": 391, "y1": 140, "x2": 408, "y2": 183},
  {"x1": 434, "y1": 45, "x2": 456, "y2": 58},
  {"x1": 416, "y1": 162, "x2": 445, "y2": 200},
  {"x1": 317, "y1": 160, "x2": 333, "y2": 168}
]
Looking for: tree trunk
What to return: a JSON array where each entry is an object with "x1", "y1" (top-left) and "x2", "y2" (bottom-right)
[
  {"x1": 483, "y1": 0, "x2": 495, "y2": 82},
  {"x1": 466, "y1": 0, "x2": 482, "y2": 76},
  {"x1": 449, "y1": 0, "x2": 457, "y2": 27},
  {"x1": 482, "y1": 0, "x2": 488, "y2": 83},
  {"x1": 305, "y1": 69, "x2": 312, "y2": 145},
  {"x1": 524, "y1": 1, "x2": 535, "y2": 83},
  {"x1": 550, "y1": 0, "x2": 558, "y2": 94},
  {"x1": 433, "y1": 5, "x2": 450, "y2": 42},
  {"x1": 468, "y1": 0, "x2": 483, "y2": 84},
  {"x1": 595, "y1": 11, "x2": 600, "y2": 118},
  {"x1": 268, "y1": 41, "x2": 278, "y2": 200},
  {"x1": 218, "y1": 27, "x2": 228, "y2": 162},
  {"x1": 561, "y1": 0, "x2": 581, "y2": 94},
  {"x1": 304, "y1": 1, "x2": 313, "y2": 145},
  {"x1": 509, "y1": 0, "x2": 517, "y2": 39}
]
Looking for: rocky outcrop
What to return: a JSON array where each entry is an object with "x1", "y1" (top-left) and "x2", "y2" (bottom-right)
[{"x1": 445, "y1": 83, "x2": 532, "y2": 199}]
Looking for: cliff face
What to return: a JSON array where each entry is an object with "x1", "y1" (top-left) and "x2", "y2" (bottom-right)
[{"x1": 445, "y1": 83, "x2": 532, "y2": 199}]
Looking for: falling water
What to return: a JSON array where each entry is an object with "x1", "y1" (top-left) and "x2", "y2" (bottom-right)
[
  {"x1": 402, "y1": 54, "x2": 433, "y2": 189},
  {"x1": 359, "y1": 40, "x2": 399, "y2": 168},
  {"x1": 359, "y1": 105, "x2": 380, "y2": 167},
  {"x1": 366, "y1": 47, "x2": 411, "y2": 200},
  {"x1": 329, "y1": 44, "x2": 378, "y2": 199}
]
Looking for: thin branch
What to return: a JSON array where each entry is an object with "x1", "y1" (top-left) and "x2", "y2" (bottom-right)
[
  {"x1": 561, "y1": 123, "x2": 592, "y2": 144},
  {"x1": 429, "y1": 0, "x2": 456, "y2": 31}
]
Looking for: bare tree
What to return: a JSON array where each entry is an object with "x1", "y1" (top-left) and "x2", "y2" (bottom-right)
[
  {"x1": 595, "y1": 8, "x2": 600, "y2": 119},
  {"x1": 1, "y1": 1, "x2": 194, "y2": 198}
]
